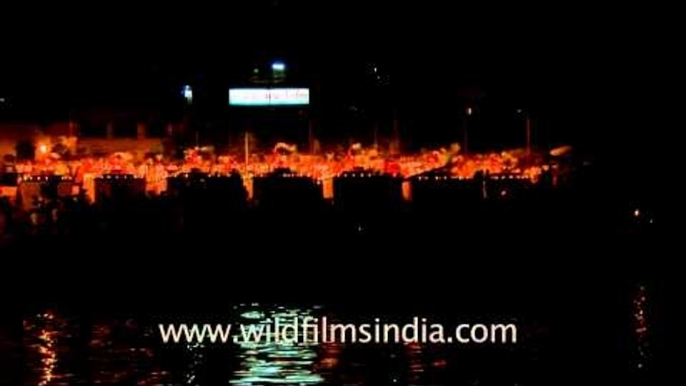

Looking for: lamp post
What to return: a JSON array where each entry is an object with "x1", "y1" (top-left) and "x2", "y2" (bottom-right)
[
  {"x1": 271, "y1": 61, "x2": 286, "y2": 84},
  {"x1": 526, "y1": 115, "x2": 532, "y2": 159},
  {"x1": 517, "y1": 109, "x2": 532, "y2": 161},
  {"x1": 463, "y1": 106, "x2": 473, "y2": 154}
]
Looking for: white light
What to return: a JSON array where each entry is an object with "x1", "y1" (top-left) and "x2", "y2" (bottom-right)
[
  {"x1": 272, "y1": 62, "x2": 285, "y2": 71},
  {"x1": 466, "y1": 107, "x2": 473, "y2": 116},
  {"x1": 182, "y1": 85, "x2": 193, "y2": 102},
  {"x1": 229, "y1": 88, "x2": 309, "y2": 106}
]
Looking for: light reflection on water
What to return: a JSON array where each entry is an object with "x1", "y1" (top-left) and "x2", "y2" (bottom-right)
[
  {"x1": 23, "y1": 311, "x2": 68, "y2": 386},
  {"x1": 25, "y1": 312, "x2": 172, "y2": 386},
  {"x1": 184, "y1": 341, "x2": 204, "y2": 385},
  {"x1": 36, "y1": 320, "x2": 58, "y2": 386},
  {"x1": 90, "y1": 318, "x2": 170, "y2": 385},
  {"x1": 20, "y1": 304, "x2": 523, "y2": 386},
  {"x1": 21, "y1": 300, "x2": 647, "y2": 385},
  {"x1": 230, "y1": 304, "x2": 325, "y2": 385}
]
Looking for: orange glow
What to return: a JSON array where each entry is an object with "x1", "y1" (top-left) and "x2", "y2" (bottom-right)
[
  {"x1": 38, "y1": 325, "x2": 57, "y2": 386},
  {"x1": 13, "y1": 144, "x2": 555, "y2": 202}
]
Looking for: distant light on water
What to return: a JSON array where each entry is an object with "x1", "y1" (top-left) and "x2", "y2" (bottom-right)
[
  {"x1": 231, "y1": 305, "x2": 325, "y2": 385},
  {"x1": 185, "y1": 342, "x2": 205, "y2": 386},
  {"x1": 38, "y1": 328, "x2": 57, "y2": 386},
  {"x1": 24, "y1": 311, "x2": 59, "y2": 386},
  {"x1": 633, "y1": 285, "x2": 649, "y2": 370},
  {"x1": 241, "y1": 310, "x2": 266, "y2": 320}
]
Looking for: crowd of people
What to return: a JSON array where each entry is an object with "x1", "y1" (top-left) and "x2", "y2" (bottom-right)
[
  {"x1": 0, "y1": 143, "x2": 559, "y2": 237},
  {"x1": 4, "y1": 142, "x2": 547, "y2": 186}
]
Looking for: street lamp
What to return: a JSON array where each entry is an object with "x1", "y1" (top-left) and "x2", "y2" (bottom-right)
[
  {"x1": 271, "y1": 61, "x2": 286, "y2": 72},
  {"x1": 517, "y1": 109, "x2": 532, "y2": 159},
  {"x1": 463, "y1": 106, "x2": 474, "y2": 154},
  {"x1": 271, "y1": 61, "x2": 286, "y2": 84},
  {"x1": 182, "y1": 85, "x2": 193, "y2": 103}
]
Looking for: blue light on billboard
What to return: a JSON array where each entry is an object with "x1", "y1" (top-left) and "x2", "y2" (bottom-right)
[{"x1": 229, "y1": 88, "x2": 309, "y2": 106}]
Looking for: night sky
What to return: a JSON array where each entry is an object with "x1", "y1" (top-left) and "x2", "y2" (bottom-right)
[{"x1": 0, "y1": 1, "x2": 675, "y2": 162}]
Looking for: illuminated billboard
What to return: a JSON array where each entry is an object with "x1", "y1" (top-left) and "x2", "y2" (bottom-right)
[{"x1": 229, "y1": 88, "x2": 309, "y2": 106}]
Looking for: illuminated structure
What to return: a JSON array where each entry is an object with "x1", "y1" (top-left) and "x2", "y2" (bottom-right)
[
  {"x1": 229, "y1": 88, "x2": 309, "y2": 107},
  {"x1": 229, "y1": 59, "x2": 316, "y2": 156}
]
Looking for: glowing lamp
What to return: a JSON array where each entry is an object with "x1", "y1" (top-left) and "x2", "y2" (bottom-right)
[
  {"x1": 182, "y1": 85, "x2": 193, "y2": 103},
  {"x1": 272, "y1": 62, "x2": 286, "y2": 72}
]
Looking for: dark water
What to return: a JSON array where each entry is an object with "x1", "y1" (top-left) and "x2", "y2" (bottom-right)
[
  {"x1": 17, "y1": 289, "x2": 657, "y2": 386},
  {"x1": 5, "y1": 171, "x2": 664, "y2": 385}
]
